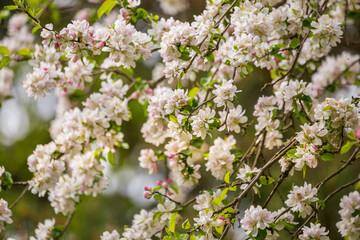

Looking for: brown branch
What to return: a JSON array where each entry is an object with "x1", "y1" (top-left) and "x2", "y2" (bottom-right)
[{"x1": 10, "y1": 185, "x2": 29, "y2": 209}]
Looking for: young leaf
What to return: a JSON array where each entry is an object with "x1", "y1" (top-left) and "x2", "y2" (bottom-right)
[
  {"x1": 97, "y1": 0, "x2": 117, "y2": 19},
  {"x1": 0, "y1": 46, "x2": 9, "y2": 56},
  {"x1": 290, "y1": 37, "x2": 300, "y2": 49},
  {"x1": 224, "y1": 171, "x2": 230, "y2": 184},
  {"x1": 4, "y1": 5, "x2": 18, "y2": 10},
  {"x1": 341, "y1": 141, "x2": 355, "y2": 155},
  {"x1": 320, "y1": 153, "x2": 334, "y2": 161},
  {"x1": 188, "y1": 87, "x2": 199, "y2": 98},
  {"x1": 182, "y1": 219, "x2": 191, "y2": 229},
  {"x1": 107, "y1": 151, "x2": 115, "y2": 165},
  {"x1": 169, "y1": 212, "x2": 178, "y2": 233}
]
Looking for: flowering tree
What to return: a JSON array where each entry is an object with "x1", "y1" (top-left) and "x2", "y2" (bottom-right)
[{"x1": 0, "y1": 0, "x2": 360, "y2": 239}]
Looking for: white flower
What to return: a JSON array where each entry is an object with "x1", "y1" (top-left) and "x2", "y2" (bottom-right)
[
  {"x1": 299, "y1": 223, "x2": 329, "y2": 240},
  {"x1": 190, "y1": 107, "x2": 215, "y2": 139},
  {"x1": 206, "y1": 135, "x2": 236, "y2": 179},
  {"x1": 213, "y1": 79, "x2": 238, "y2": 108},
  {"x1": 194, "y1": 210, "x2": 213, "y2": 226},
  {"x1": 219, "y1": 105, "x2": 248, "y2": 133},
  {"x1": 0, "y1": 199, "x2": 12, "y2": 232},
  {"x1": 336, "y1": 191, "x2": 360, "y2": 240},
  {"x1": 240, "y1": 205, "x2": 274, "y2": 237},
  {"x1": 138, "y1": 149, "x2": 158, "y2": 174},
  {"x1": 236, "y1": 164, "x2": 261, "y2": 194},
  {"x1": 30, "y1": 218, "x2": 55, "y2": 240},
  {"x1": 101, "y1": 230, "x2": 120, "y2": 240},
  {"x1": 285, "y1": 183, "x2": 318, "y2": 218}
]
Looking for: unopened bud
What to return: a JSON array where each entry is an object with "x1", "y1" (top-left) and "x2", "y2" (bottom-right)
[
  {"x1": 355, "y1": 128, "x2": 360, "y2": 139},
  {"x1": 156, "y1": 180, "x2": 162, "y2": 186},
  {"x1": 143, "y1": 191, "x2": 151, "y2": 199}
]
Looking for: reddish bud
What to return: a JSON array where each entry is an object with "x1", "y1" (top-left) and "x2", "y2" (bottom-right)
[
  {"x1": 166, "y1": 178, "x2": 172, "y2": 183},
  {"x1": 355, "y1": 128, "x2": 360, "y2": 139},
  {"x1": 99, "y1": 41, "x2": 105, "y2": 47},
  {"x1": 146, "y1": 88, "x2": 154, "y2": 94},
  {"x1": 161, "y1": 182, "x2": 168, "y2": 188},
  {"x1": 156, "y1": 180, "x2": 162, "y2": 186},
  {"x1": 143, "y1": 191, "x2": 151, "y2": 199},
  {"x1": 218, "y1": 215, "x2": 224, "y2": 220},
  {"x1": 167, "y1": 191, "x2": 173, "y2": 196}
]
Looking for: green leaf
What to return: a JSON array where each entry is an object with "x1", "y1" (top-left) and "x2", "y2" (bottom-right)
[
  {"x1": 317, "y1": 199, "x2": 325, "y2": 209},
  {"x1": 290, "y1": 37, "x2": 300, "y2": 49},
  {"x1": 170, "y1": 186, "x2": 179, "y2": 194},
  {"x1": 97, "y1": 0, "x2": 117, "y2": 19},
  {"x1": 32, "y1": 25, "x2": 41, "y2": 34},
  {"x1": 320, "y1": 153, "x2": 334, "y2": 161},
  {"x1": 107, "y1": 151, "x2": 115, "y2": 165},
  {"x1": 205, "y1": 51, "x2": 215, "y2": 63},
  {"x1": 188, "y1": 87, "x2": 199, "y2": 98},
  {"x1": 152, "y1": 186, "x2": 162, "y2": 192},
  {"x1": 34, "y1": 8, "x2": 43, "y2": 16},
  {"x1": 341, "y1": 141, "x2": 355, "y2": 155},
  {"x1": 0, "y1": 56, "x2": 10, "y2": 69},
  {"x1": 182, "y1": 219, "x2": 191, "y2": 229},
  {"x1": 347, "y1": 131, "x2": 356, "y2": 140},
  {"x1": 190, "y1": 45, "x2": 201, "y2": 54},
  {"x1": 224, "y1": 171, "x2": 230, "y2": 184},
  {"x1": 177, "y1": 77, "x2": 182, "y2": 88},
  {"x1": 0, "y1": 46, "x2": 9, "y2": 55},
  {"x1": 17, "y1": 48, "x2": 31, "y2": 57},
  {"x1": 4, "y1": 5, "x2": 18, "y2": 10},
  {"x1": 169, "y1": 212, "x2": 178, "y2": 233},
  {"x1": 153, "y1": 211, "x2": 163, "y2": 220},
  {"x1": 178, "y1": 52, "x2": 191, "y2": 61},
  {"x1": 256, "y1": 229, "x2": 267, "y2": 240},
  {"x1": 50, "y1": 225, "x2": 64, "y2": 238},
  {"x1": 169, "y1": 115, "x2": 178, "y2": 123},
  {"x1": 286, "y1": 149, "x2": 297, "y2": 159},
  {"x1": 215, "y1": 226, "x2": 224, "y2": 234},
  {"x1": 211, "y1": 197, "x2": 221, "y2": 206},
  {"x1": 259, "y1": 176, "x2": 274, "y2": 185}
]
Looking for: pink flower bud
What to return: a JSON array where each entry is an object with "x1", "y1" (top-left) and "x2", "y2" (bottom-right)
[
  {"x1": 226, "y1": 221, "x2": 231, "y2": 226},
  {"x1": 218, "y1": 216, "x2": 224, "y2": 220},
  {"x1": 166, "y1": 178, "x2": 172, "y2": 183},
  {"x1": 55, "y1": 43, "x2": 61, "y2": 49},
  {"x1": 313, "y1": 146, "x2": 319, "y2": 151},
  {"x1": 274, "y1": 58, "x2": 279, "y2": 63},
  {"x1": 99, "y1": 41, "x2": 105, "y2": 47},
  {"x1": 55, "y1": 34, "x2": 61, "y2": 39},
  {"x1": 355, "y1": 128, "x2": 360, "y2": 139},
  {"x1": 146, "y1": 88, "x2": 154, "y2": 94},
  {"x1": 144, "y1": 186, "x2": 151, "y2": 191},
  {"x1": 161, "y1": 182, "x2": 168, "y2": 188},
  {"x1": 167, "y1": 191, "x2": 173, "y2": 196},
  {"x1": 156, "y1": 180, "x2": 162, "y2": 186},
  {"x1": 143, "y1": 191, "x2": 151, "y2": 199}
]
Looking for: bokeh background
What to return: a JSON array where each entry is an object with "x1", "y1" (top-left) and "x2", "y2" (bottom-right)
[{"x1": 0, "y1": 0, "x2": 359, "y2": 239}]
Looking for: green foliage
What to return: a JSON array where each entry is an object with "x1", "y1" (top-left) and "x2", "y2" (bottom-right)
[{"x1": 97, "y1": 0, "x2": 117, "y2": 19}]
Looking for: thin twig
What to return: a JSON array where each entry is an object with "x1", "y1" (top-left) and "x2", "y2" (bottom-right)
[{"x1": 10, "y1": 185, "x2": 29, "y2": 209}]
